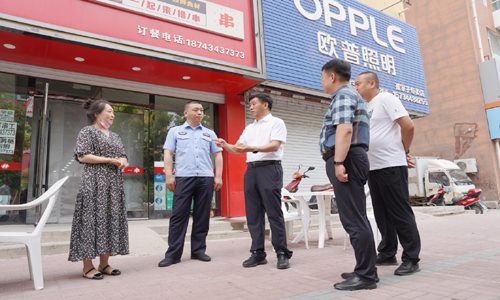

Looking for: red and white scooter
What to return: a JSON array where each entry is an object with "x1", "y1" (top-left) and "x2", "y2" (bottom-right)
[
  {"x1": 427, "y1": 186, "x2": 487, "y2": 214},
  {"x1": 284, "y1": 165, "x2": 315, "y2": 193},
  {"x1": 283, "y1": 165, "x2": 335, "y2": 212}
]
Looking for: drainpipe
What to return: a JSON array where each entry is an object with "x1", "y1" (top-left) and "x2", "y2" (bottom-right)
[{"x1": 472, "y1": 0, "x2": 485, "y2": 62}]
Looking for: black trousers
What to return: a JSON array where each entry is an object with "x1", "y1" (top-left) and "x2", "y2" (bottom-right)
[
  {"x1": 244, "y1": 162, "x2": 290, "y2": 255},
  {"x1": 164, "y1": 176, "x2": 214, "y2": 260},
  {"x1": 368, "y1": 166, "x2": 421, "y2": 263},
  {"x1": 326, "y1": 147, "x2": 377, "y2": 281}
]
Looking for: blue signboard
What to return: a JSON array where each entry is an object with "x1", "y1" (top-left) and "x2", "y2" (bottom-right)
[
  {"x1": 486, "y1": 107, "x2": 500, "y2": 139},
  {"x1": 262, "y1": 0, "x2": 429, "y2": 114},
  {"x1": 153, "y1": 174, "x2": 173, "y2": 211}
]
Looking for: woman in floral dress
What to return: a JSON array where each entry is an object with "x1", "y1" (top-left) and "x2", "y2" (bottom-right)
[{"x1": 69, "y1": 100, "x2": 129, "y2": 280}]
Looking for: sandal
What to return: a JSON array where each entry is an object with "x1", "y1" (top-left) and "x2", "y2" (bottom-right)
[
  {"x1": 98, "y1": 265, "x2": 121, "y2": 276},
  {"x1": 83, "y1": 268, "x2": 103, "y2": 280}
]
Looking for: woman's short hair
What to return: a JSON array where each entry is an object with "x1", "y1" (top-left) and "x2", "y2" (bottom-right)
[{"x1": 83, "y1": 99, "x2": 112, "y2": 124}]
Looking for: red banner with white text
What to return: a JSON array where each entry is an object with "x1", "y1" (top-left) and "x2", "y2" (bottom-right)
[{"x1": 0, "y1": 0, "x2": 258, "y2": 69}]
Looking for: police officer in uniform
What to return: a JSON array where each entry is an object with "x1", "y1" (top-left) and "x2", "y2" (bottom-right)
[
  {"x1": 216, "y1": 93, "x2": 292, "y2": 270},
  {"x1": 158, "y1": 101, "x2": 223, "y2": 268}
]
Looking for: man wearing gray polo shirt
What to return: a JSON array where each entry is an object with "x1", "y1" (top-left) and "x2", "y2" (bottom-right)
[
  {"x1": 216, "y1": 93, "x2": 292, "y2": 270},
  {"x1": 158, "y1": 101, "x2": 223, "y2": 268}
]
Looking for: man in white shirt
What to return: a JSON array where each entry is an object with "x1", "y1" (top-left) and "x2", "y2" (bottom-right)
[
  {"x1": 355, "y1": 71, "x2": 421, "y2": 276},
  {"x1": 216, "y1": 93, "x2": 292, "y2": 270}
]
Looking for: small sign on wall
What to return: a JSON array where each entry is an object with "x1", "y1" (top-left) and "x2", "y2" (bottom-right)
[
  {"x1": 153, "y1": 161, "x2": 173, "y2": 210},
  {"x1": 26, "y1": 96, "x2": 34, "y2": 118},
  {"x1": 0, "y1": 121, "x2": 17, "y2": 155},
  {"x1": 486, "y1": 107, "x2": 500, "y2": 140},
  {"x1": 0, "y1": 109, "x2": 15, "y2": 122}
]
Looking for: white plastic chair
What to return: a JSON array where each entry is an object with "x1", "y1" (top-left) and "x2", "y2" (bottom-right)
[
  {"x1": 281, "y1": 188, "x2": 309, "y2": 249},
  {"x1": 365, "y1": 185, "x2": 381, "y2": 245},
  {"x1": 0, "y1": 176, "x2": 69, "y2": 290}
]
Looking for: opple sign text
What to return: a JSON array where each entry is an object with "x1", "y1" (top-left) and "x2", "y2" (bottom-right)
[{"x1": 294, "y1": 0, "x2": 406, "y2": 54}]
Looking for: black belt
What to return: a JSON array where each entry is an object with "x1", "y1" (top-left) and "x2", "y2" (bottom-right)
[
  {"x1": 322, "y1": 149, "x2": 335, "y2": 161},
  {"x1": 247, "y1": 160, "x2": 281, "y2": 168},
  {"x1": 322, "y1": 144, "x2": 368, "y2": 161}
]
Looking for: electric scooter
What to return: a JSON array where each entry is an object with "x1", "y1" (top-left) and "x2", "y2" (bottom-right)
[
  {"x1": 283, "y1": 165, "x2": 335, "y2": 212},
  {"x1": 282, "y1": 165, "x2": 314, "y2": 211},
  {"x1": 427, "y1": 186, "x2": 487, "y2": 214},
  {"x1": 426, "y1": 186, "x2": 446, "y2": 206},
  {"x1": 284, "y1": 165, "x2": 315, "y2": 193},
  {"x1": 452, "y1": 188, "x2": 488, "y2": 214}
]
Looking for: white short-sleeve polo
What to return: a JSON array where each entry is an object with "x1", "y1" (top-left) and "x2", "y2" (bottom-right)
[{"x1": 237, "y1": 114, "x2": 286, "y2": 162}]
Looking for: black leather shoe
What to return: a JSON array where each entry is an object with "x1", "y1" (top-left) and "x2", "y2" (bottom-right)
[
  {"x1": 334, "y1": 276, "x2": 377, "y2": 291},
  {"x1": 394, "y1": 261, "x2": 420, "y2": 276},
  {"x1": 158, "y1": 257, "x2": 181, "y2": 268},
  {"x1": 242, "y1": 252, "x2": 267, "y2": 268},
  {"x1": 376, "y1": 254, "x2": 398, "y2": 266},
  {"x1": 341, "y1": 272, "x2": 379, "y2": 283},
  {"x1": 191, "y1": 253, "x2": 211, "y2": 262},
  {"x1": 276, "y1": 253, "x2": 290, "y2": 269}
]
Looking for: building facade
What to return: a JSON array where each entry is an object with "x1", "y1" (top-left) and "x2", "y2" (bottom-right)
[
  {"x1": 253, "y1": 0, "x2": 429, "y2": 193},
  {"x1": 0, "y1": 0, "x2": 263, "y2": 223},
  {"x1": 0, "y1": 0, "x2": 431, "y2": 225},
  {"x1": 404, "y1": 0, "x2": 500, "y2": 202},
  {"x1": 360, "y1": 0, "x2": 408, "y2": 21}
]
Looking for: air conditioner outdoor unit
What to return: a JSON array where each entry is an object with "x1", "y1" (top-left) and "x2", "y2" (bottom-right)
[
  {"x1": 494, "y1": 9, "x2": 500, "y2": 30},
  {"x1": 454, "y1": 158, "x2": 478, "y2": 173}
]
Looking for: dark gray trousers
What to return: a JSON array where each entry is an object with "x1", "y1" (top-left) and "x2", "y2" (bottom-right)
[
  {"x1": 326, "y1": 147, "x2": 378, "y2": 281},
  {"x1": 164, "y1": 176, "x2": 213, "y2": 260},
  {"x1": 244, "y1": 162, "x2": 290, "y2": 255}
]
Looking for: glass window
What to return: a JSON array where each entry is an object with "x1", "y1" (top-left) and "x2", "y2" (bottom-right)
[
  {"x1": 488, "y1": 31, "x2": 500, "y2": 60},
  {"x1": 492, "y1": 0, "x2": 500, "y2": 10},
  {"x1": 102, "y1": 88, "x2": 149, "y2": 106},
  {"x1": 0, "y1": 73, "x2": 31, "y2": 224},
  {"x1": 449, "y1": 169, "x2": 473, "y2": 185},
  {"x1": 428, "y1": 172, "x2": 450, "y2": 186},
  {"x1": 152, "y1": 96, "x2": 215, "y2": 161},
  {"x1": 35, "y1": 79, "x2": 98, "y2": 100},
  {"x1": 149, "y1": 96, "x2": 217, "y2": 218},
  {"x1": 29, "y1": 78, "x2": 152, "y2": 222}
]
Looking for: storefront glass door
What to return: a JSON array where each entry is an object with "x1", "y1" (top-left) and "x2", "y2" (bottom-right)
[
  {"x1": 0, "y1": 73, "x2": 30, "y2": 224},
  {"x1": 150, "y1": 96, "x2": 219, "y2": 218},
  {"x1": 1, "y1": 74, "x2": 220, "y2": 224},
  {"x1": 27, "y1": 79, "x2": 149, "y2": 223}
]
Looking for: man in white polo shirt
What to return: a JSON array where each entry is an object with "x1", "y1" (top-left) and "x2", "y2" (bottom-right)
[
  {"x1": 216, "y1": 93, "x2": 292, "y2": 270},
  {"x1": 355, "y1": 71, "x2": 421, "y2": 276}
]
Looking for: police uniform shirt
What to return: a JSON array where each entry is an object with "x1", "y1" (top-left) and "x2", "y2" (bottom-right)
[
  {"x1": 163, "y1": 122, "x2": 221, "y2": 177},
  {"x1": 237, "y1": 114, "x2": 287, "y2": 163}
]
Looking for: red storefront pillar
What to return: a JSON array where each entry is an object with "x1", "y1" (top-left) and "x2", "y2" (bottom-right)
[{"x1": 218, "y1": 94, "x2": 247, "y2": 217}]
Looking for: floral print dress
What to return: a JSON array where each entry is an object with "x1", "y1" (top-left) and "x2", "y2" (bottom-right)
[{"x1": 68, "y1": 126, "x2": 129, "y2": 262}]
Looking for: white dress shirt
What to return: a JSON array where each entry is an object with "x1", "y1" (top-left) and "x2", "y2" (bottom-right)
[{"x1": 237, "y1": 113, "x2": 287, "y2": 162}]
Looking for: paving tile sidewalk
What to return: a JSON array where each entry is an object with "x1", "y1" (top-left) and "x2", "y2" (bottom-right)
[{"x1": 1, "y1": 211, "x2": 500, "y2": 300}]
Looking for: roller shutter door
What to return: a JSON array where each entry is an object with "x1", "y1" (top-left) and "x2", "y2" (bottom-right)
[{"x1": 245, "y1": 94, "x2": 331, "y2": 192}]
